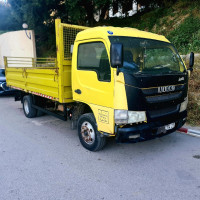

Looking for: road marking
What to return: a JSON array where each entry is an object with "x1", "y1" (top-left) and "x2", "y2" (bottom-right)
[{"x1": 178, "y1": 131, "x2": 200, "y2": 138}]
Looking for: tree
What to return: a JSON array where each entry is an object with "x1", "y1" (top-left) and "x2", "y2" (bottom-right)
[
  {"x1": 7, "y1": 0, "x2": 68, "y2": 29},
  {"x1": 0, "y1": 4, "x2": 18, "y2": 31},
  {"x1": 137, "y1": 0, "x2": 178, "y2": 8},
  {"x1": 2, "y1": 0, "x2": 179, "y2": 56},
  {"x1": 67, "y1": 0, "x2": 112, "y2": 25},
  {"x1": 6, "y1": 0, "x2": 69, "y2": 55}
]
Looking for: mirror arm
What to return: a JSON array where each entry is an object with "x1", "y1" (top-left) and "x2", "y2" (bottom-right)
[
  {"x1": 189, "y1": 67, "x2": 193, "y2": 72},
  {"x1": 116, "y1": 66, "x2": 120, "y2": 76}
]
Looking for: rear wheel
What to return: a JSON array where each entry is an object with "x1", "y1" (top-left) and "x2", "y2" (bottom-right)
[
  {"x1": 78, "y1": 113, "x2": 106, "y2": 151},
  {"x1": 23, "y1": 95, "x2": 37, "y2": 118}
]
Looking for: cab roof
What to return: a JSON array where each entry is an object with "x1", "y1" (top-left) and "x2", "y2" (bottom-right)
[{"x1": 76, "y1": 26, "x2": 170, "y2": 43}]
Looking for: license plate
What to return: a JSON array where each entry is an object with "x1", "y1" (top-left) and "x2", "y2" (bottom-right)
[{"x1": 165, "y1": 123, "x2": 175, "y2": 130}]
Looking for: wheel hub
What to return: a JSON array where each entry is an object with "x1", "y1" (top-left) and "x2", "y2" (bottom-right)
[
  {"x1": 81, "y1": 121, "x2": 95, "y2": 145},
  {"x1": 24, "y1": 100, "x2": 29, "y2": 114}
]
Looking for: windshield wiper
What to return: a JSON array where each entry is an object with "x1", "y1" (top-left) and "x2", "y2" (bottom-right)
[{"x1": 152, "y1": 64, "x2": 170, "y2": 69}]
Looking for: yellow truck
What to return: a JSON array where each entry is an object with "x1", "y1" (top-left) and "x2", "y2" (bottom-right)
[{"x1": 5, "y1": 19, "x2": 194, "y2": 151}]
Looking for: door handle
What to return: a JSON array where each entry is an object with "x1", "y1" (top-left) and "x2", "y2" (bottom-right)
[{"x1": 75, "y1": 89, "x2": 81, "y2": 94}]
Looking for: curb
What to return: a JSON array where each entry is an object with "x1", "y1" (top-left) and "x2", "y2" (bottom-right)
[{"x1": 178, "y1": 127, "x2": 200, "y2": 138}]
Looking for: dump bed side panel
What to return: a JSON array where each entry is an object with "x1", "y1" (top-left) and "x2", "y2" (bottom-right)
[{"x1": 5, "y1": 57, "x2": 60, "y2": 100}]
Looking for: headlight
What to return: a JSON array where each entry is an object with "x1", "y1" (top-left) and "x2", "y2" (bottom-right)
[
  {"x1": 115, "y1": 110, "x2": 146, "y2": 124},
  {"x1": 128, "y1": 111, "x2": 146, "y2": 123},
  {"x1": 180, "y1": 96, "x2": 188, "y2": 112},
  {"x1": 114, "y1": 110, "x2": 128, "y2": 124}
]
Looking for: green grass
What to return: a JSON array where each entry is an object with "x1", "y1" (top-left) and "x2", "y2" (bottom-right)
[{"x1": 167, "y1": 17, "x2": 200, "y2": 54}]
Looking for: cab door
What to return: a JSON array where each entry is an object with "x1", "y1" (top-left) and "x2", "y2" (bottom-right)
[{"x1": 72, "y1": 39, "x2": 114, "y2": 108}]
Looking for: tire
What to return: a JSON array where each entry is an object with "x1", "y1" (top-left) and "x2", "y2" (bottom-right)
[
  {"x1": 37, "y1": 110, "x2": 45, "y2": 117},
  {"x1": 78, "y1": 113, "x2": 106, "y2": 151},
  {"x1": 23, "y1": 95, "x2": 37, "y2": 118}
]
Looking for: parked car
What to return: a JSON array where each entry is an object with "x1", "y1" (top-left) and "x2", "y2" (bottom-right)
[{"x1": 0, "y1": 68, "x2": 15, "y2": 95}]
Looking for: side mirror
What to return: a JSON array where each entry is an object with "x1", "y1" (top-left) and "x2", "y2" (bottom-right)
[
  {"x1": 110, "y1": 43, "x2": 123, "y2": 68},
  {"x1": 189, "y1": 52, "x2": 194, "y2": 72}
]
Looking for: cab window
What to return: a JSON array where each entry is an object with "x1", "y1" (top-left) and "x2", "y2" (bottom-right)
[{"x1": 77, "y1": 42, "x2": 111, "y2": 82}]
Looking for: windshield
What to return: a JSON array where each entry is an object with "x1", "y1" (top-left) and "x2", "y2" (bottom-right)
[{"x1": 109, "y1": 36, "x2": 185, "y2": 74}]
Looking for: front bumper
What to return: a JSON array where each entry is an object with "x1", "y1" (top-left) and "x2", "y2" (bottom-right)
[{"x1": 116, "y1": 111, "x2": 187, "y2": 142}]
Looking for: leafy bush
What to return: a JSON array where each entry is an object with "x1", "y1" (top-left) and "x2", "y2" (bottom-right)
[
  {"x1": 167, "y1": 17, "x2": 200, "y2": 54},
  {"x1": 187, "y1": 68, "x2": 200, "y2": 125}
]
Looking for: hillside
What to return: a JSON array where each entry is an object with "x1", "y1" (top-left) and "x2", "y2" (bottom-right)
[
  {"x1": 100, "y1": 0, "x2": 200, "y2": 125},
  {"x1": 100, "y1": 0, "x2": 200, "y2": 55}
]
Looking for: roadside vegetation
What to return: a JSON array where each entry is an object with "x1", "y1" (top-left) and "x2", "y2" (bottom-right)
[
  {"x1": 186, "y1": 56, "x2": 200, "y2": 125},
  {"x1": 187, "y1": 70, "x2": 200, "y2": 125},
  {"x1": 100, "y1": 0, "x2": 200, "y2": 126},
  {"x1": 100, "y1": 0, "x2": 200, "y2": 55}
]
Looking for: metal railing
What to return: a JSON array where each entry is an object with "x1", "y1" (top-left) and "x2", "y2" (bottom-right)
[
  {"x1": 5, "y1": 57, "x2": 57, "y2": 68},
  {"x1": 62, "y1": 23, "x2": 88, "y2": 60}
]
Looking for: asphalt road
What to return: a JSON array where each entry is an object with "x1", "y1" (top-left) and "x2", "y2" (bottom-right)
[{"x1": 0, "y1": 96, "x2": 200, "y2": 200}]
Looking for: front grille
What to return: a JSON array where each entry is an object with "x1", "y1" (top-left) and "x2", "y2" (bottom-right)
[
  {"x1": 143, "y1": 85, "x2": 184, "y2": 120},
  {"x1": 142, "y1": 84, "x2": 185, "y2": 96},
  {"x1": 146, "y1": 92, "x2": 182, "y2": 103},
  {"x1": 142, "y1": 84, "x2": 186, "y2": 105},
  {"x1": 149, "y1": 105, "x2": 180, "y2": 118}
]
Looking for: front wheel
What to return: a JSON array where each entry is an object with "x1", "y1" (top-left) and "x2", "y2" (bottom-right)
[{"x1": 78, "y1": 113, "x2": 106, "y2": 151}]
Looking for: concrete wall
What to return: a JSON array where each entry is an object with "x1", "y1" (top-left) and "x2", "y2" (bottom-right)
[{"x1": 0, "y1": 30, "x2": 36, "y2": 68}]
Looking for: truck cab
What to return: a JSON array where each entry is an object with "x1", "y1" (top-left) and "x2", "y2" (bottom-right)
[{"x1": 72, "y1": 26, "x2": 191, "y2": 145}]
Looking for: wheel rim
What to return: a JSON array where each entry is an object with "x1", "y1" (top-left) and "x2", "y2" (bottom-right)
[
  {"x1": 24, "y1": 100, "x2": 29, "y2": 114},
  {"x1": 81, "y1": 121, "x2": 95, "y2": 145}
]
